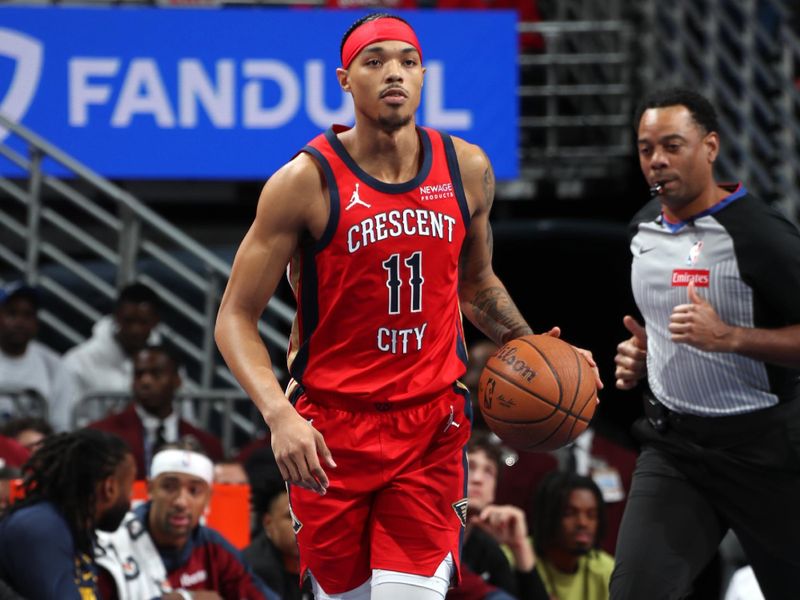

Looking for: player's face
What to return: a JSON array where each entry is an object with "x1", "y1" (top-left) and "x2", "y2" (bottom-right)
[
  {"x1": 133, "y1": 350, "x2": 181, "y2": 415},
  {"x1": 97, "y1": 453, "x2": 136, "y2": 532},
  {"x1": 263, "y1": 492, "x2": 299, "y2": 559},
  {"x1": 114, "y1": 302, "x2": 159, "y2": 356},
  {"x1": 339, "y1": 41, "x2": 424, "y2": 132},
  {"x1": 637, "y1": 105, "x2": 718, "y2": 215},
  {"x1": 467, "y1": 449, "x2": 498, "y2": 513},
  {"x1": 16, "y1": 428, "x2": 46, "y2": 453},
  {"x1": 556, "y1": 488, "x2": 599, "y2": 555},
  {"x1": 149, "y1": 472, "x2": 211, "y2": 547}
]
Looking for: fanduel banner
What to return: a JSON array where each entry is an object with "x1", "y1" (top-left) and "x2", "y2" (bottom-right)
[{"x1": 0, "y1": 8, "x2": 518, "y2": 179}]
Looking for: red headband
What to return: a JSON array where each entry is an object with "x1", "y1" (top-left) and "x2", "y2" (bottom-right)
[{"x1": 341, "y1": 18, "x2": 423, "y2": 69}]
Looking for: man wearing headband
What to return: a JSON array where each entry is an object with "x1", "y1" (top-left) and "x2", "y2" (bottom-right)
[
  {"x1": 216, "y1": 12, "x2": 601, "y2": 600},
  {"x1": 96, "y1": 445, "x2": 278, "y2": 600}
]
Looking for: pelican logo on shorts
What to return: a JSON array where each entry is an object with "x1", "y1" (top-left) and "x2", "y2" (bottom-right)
[
  {"x1": 452, "y1": 498, "x2": 468, "y2": 527},
  {"x1": 345, "y1": 183, "x2": 372, "y2": 211},
  {"x1": 290, "y1": 504, "x2": 303, "y2": 534},
  {"x1": 0, "y1": 28, "x2": 44, "y2": 142}
]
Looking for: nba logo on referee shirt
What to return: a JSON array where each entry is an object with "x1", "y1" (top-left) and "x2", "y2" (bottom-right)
[
  {"x1": 0, "y1": 28, "x2": 43, "y2": 142},
  {"x1": 686, "y1": 241, "x2": 704, "y2": 266}
]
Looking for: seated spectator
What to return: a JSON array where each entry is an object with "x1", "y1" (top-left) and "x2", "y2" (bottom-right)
[
  {"x1": 0, "y1": 429, "x2": 135, "y2": 599},
  {"x1": 95, "y1": 445, "x2": 278, "y2": 600},
  {"x1": 214, "y1": 459, "x2": 249, "y2": 485},
  {"x1": 64, "y1": 283, "x2": 162, "y2": 422},
  {"x1": 0, "y1": 466, "x2": 20, "y2": 513},
  {"x1": 531, "y1": 471, "x2": 614, "y2": 600},
  {"x1": 88, "y1": 344, "x2": 223, "y2": 479},
  {"x1": 244, "y1": 466, "x2": 312, "y2": 600},
  {"x1": 448, "y1": 566, "x2": 518, "y2": 600},
  {"x1": 0, "y1": 416, "x2": 53, "y2": 453},
  {"x1": 558, "y1": 425, "x2": 637, "y2": 553},
  {"x1": 457, "y1": 430, "x2": 548, "y2": 600},
  {"x1": 0, "y1": 436, "x2": 29, "y2": 470},
  {"x1": 0, "y1": 281, "x2": 74, "y2": 431}
]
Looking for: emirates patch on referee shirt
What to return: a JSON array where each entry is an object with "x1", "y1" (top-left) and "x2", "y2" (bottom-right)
[{"x1": 671, "y1": 269, "x2": 710, "y2": 287}]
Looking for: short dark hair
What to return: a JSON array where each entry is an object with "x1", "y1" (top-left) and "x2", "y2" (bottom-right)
[
  {"x1": 340, "y1": 13, "x2": 413, "y2": 63},
  {"x1": 4, "y1": 429, "x2": 131, "y2": 555},
  {"x1": 115, "y1": 282, "x2": 161, "y2": 312},
  {"x1": 532, "y1": 470, "x2": 607, "y2": 558},
  {"x1": 250, "y1": 463, "x2": 286, "y2": 523},
  {"x1": 467, "y1": 430, "x2": 504, "y2": 473},
  {"x1": 136, "y1": 343, "x2": 181, "y2": 372},
  {"x1": 153, "y1": 436, "x2": 206, "y2": 458},
  {"x1": 634, "y1": 87, "x2": 719, "y2": 135},
  {"x1": 0, "y1": 417, "x2": 54, "y2": 440}
]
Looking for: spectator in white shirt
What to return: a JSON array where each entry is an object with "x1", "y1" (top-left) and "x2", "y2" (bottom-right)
[
  {"x1": 63, "y1": 283, "x2": 162, "y2": 425},
  {"x1": 0, "y1": 282, "x2": 74, "y2": 431}
]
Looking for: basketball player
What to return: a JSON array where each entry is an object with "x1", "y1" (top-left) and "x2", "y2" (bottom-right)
[
  {"x1": 216, "y1": 14, "x2": 599, "y2": 600},
  {"x1": 611, "y1": 88, "x2": 800, "y2": 599}
]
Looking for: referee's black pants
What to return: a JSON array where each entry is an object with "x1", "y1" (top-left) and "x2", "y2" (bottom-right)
[{"x1": 610, "y1": 400, "x2": 800, "y2": 600}]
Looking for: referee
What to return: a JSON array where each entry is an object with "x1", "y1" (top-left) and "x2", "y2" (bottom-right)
[{"x1": 611, "y1": 88, "x2": 800, "y2": 600}]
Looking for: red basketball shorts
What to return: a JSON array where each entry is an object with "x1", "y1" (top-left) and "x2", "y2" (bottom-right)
[{"x1": 288, "y1": 385, "x2": 472, "y2": 595}]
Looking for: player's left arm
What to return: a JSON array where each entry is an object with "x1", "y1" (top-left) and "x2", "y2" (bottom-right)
[
  {"x1": 670, "y1": 281, "x2": 800, "y2": 368},
  {"x1": 456, "y1": 140, "x2": 601, "y2": 388},
  {"x1": 456, "y1": 140, "x2": 533, "y2": 345}
]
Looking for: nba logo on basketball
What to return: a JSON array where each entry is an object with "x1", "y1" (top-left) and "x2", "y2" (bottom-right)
[{"x1": 483, "y1": 378, "x2": 495, "y2": 409}]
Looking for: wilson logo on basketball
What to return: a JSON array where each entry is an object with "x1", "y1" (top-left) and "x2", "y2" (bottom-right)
[
  {"x1": 671, "y1": 269, "x2": 710, "y2": 287},
  {"x1": 495, "y1": 346, "x2": 536, "y2": 382}
]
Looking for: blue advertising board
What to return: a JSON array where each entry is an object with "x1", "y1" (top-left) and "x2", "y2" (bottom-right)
[{"x1": 0, "y1": 7, "x2": 518, "y2": 179}]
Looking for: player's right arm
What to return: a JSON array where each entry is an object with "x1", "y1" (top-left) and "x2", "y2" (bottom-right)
[{"x1": 215, "y1": 155, "x2": 335, "y2": 495}]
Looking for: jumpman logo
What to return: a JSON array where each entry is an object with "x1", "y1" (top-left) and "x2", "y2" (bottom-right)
[
  {"x1": 443, "y1": 405, "x2": 461, "y2": 432},
  {"x1": 346, "y1": 183, "x2": 371, "y2": 210}
]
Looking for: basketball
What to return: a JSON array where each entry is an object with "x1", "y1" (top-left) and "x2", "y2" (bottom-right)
[{"x1": 477, "y1": 335, "x2": 597, "y2": 451}]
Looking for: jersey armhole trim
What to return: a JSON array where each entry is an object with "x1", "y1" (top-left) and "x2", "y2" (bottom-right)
[
  {"x1": 301, "y1": 145, "x2": 340, "y2": 253},
  {"x1": 440, "y1": 131, "x2": 471, "y2": 229}
]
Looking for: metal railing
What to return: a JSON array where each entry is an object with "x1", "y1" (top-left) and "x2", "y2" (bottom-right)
[
  {"x1": 0, "y1": 387, "x2": 49, "y2": 423},
  {"x1": 0, "y1": 113, "x2": 293, "y2": 391},
  {"x1": 636, "y1": 0, "x2": 800, "y2": 222},
  {"x1": 516, "y1": 13, "x2": 634, "y2": 197},
  {"x1": 74, "y1": 390, "x2": 262, "y2": 456}
]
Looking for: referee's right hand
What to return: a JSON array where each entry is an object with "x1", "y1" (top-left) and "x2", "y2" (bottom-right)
[{"x1": 614, "y1": 315, "x2": 648, "y2": 390}]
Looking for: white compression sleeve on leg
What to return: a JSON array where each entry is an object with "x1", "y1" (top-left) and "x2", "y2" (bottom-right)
[
  {"x1": 309, "y1": 572, "x2": 371, "y2": 600},
  {"x1": 371, "y1": 553, "x2": 453, "y2": 600}
]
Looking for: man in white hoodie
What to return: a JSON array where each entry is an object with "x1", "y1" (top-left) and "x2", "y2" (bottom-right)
[
  {"x1": 63, "y1": 282, "x2": 162, "y2": 425},
  {"x1": 0, "y1": 281, "x2": 74, "y2": 431}
]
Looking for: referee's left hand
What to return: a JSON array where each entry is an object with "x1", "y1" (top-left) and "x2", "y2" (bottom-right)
[{"x1": 669, "y1": 281, "x2": 735, "y2": 352}]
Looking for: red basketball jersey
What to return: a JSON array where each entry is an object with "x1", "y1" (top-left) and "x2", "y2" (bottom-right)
[{"x1": 287, "y1": 125, "x2": 471, "y2": 406}]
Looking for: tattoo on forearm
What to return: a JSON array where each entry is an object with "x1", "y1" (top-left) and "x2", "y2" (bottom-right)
[
  {"x1": 471, "y1": 287, "x2": 532, "y2": 344},
  {"x1": 482, "y1": 157, "x2": 495, "y2": 257},
  {"x1": 482, "y1": 161, "x2": 495, "y2": 210}
]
